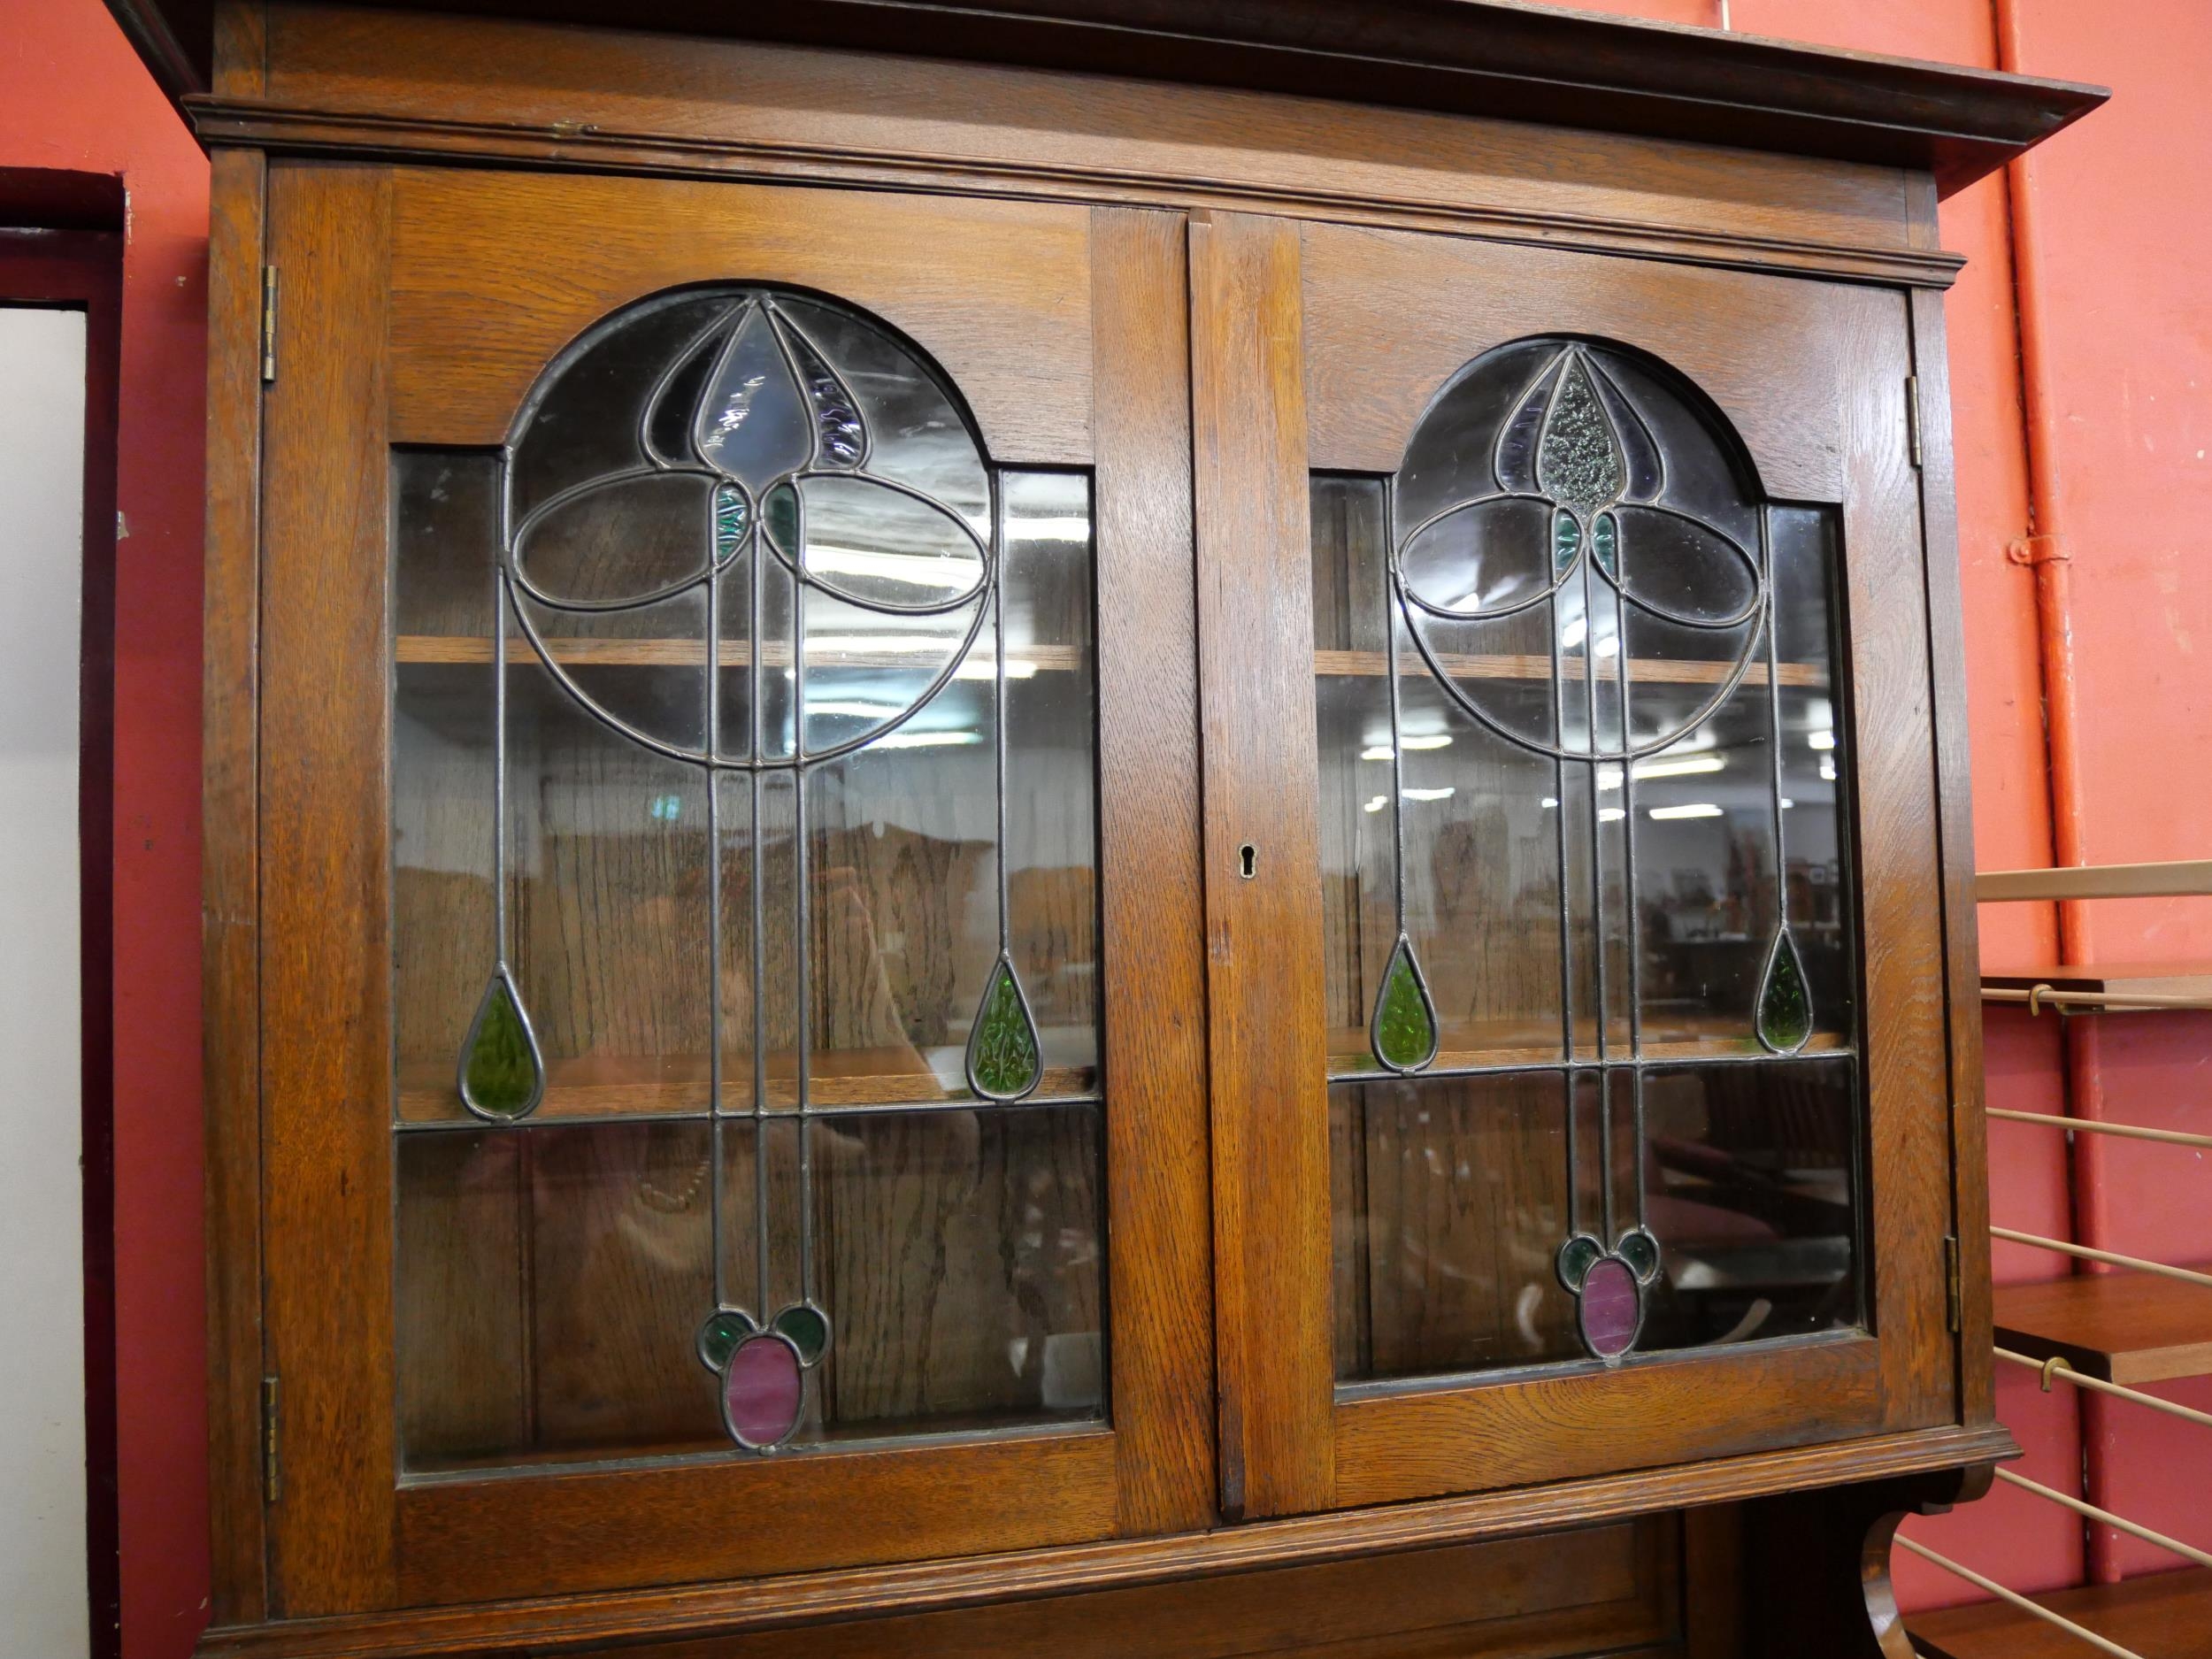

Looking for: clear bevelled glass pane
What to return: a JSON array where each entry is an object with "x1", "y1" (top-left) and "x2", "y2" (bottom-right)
[{"x1": 1332, "y1": 1073, "x2": 1577, "y2": 1380}]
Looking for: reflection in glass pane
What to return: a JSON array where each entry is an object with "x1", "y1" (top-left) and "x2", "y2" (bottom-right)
[
  {"x1": 1315, "y1": 336, "x2": 1858, "y2": 1382},
  {"x1": 392, "y1": 288, "x2": 1102, "y2": 1469}
]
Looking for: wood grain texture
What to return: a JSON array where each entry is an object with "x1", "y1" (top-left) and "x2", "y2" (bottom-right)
[
  {"x1": 1189, "y1": 211, "x2": 1333, "y2": 1519},
  {"x1": 210, "y1": 0, "x2": 265, "y2": 100},
  {"x1": 386, "y1": 168, "x2": 1092, "y2": 457},
  {"x1": 397, "y1": 1428, "x2": 1117, "y2": 1604},
  {"x1": 1832, "y1": 284, "x2": 1956, "y2": 1432},
  {"x1": 1907, "y1": 286, "x2": 1992, "y2": 1425},
  {"x1": 643, "y1": 1518, "x2": 1673, "y2": 1659},
  {"x1": 1298, "y1": 219, "x2": 1848, "y2": 494},
  {"x1": 221, "y1": 5, "x2": 1962, "y2": 288},
  {"x1": 1993, "y1": 1273, "x2": 2212, "y2": 1386},
  {"x1": 257, "y1": 161, "x2": 399, "y2": 1616},
  {"x1": 201, "y1": 141, "x2": 270, "y2": 1629},
  {"x1": 195, "y1": 1423, "x2": 2014, "y2": 1658},
  {"x1": 1089, "y1": 205, "x2": 1216, "y2": 1537},
  {"x1": 1334, "y1": 1335, "x2": 1883, "y2": 1509}
]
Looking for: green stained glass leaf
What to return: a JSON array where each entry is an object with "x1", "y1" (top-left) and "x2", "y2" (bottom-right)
[
  {"x1": 1536, "y1": 354, "x2": 1624, "y2": 517},
  {"x1": 1756, "y1": 924, "x2": 1815, "y2": 1054},
  {"x1": 457, "y1": 967, "x2": 544, "y2": 1120},
  {"x1": 1552, "y1": 508, "x2": 1581, "y2": 579},
  {"x1": 1593, "y1": 511, "x2": 1618, "y2": 578},
  {"x1": 965, "y1": 956, "x2": 1042, "y2": 1101},
  {"x1": 1371, "y1": 934, "x2": 1439, "y2": 1072},
  {"x1": 764, "y1": 480, "x2": 800, "y2": 561},
  {"x1": 696, "y1": 1309, "x2": 755, "y2": 1373},
  {"x1": 713, "y1": 483, "x2": 749, "y2": 565},
  {"x1": 773, "y1": 1302, "x2": 832, "y2": 1367}
]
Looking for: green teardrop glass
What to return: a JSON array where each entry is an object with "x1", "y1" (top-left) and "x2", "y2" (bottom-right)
[
  {"x1": 764, "y1": 479, "x2": 800, "y2": 559},
  {"x1": 774, "y1": 1303, "x2": 832, "y2": 1366},
  {"x1": 1371, "y1": 935, "x2": 1439, "y2": 1071},
  {"x1": 1593, "y1": 511, "x2": 1619, "y2": 578},
  {"x1": 458, "y1": 969, "x2": 543, "y2": 1119},
  {"x1": 1756, "y1": 925, "x2": 1815, "y2": 1054},
  {"x1": 1552, "y1": 509, "x2": 1582, "y2": 578},
  {"x1": 713, "y1": 482, "x2": 749, "y2": 564},
  {"x1": 966, "y1": 956, "x2": 1042, "y2": 1100}
]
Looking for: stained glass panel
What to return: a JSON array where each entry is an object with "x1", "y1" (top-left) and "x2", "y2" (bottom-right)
[
  {"x1": 391, "y1": 288, "x2": 1102, "y2": 1471},
  {"x1": 1316, "y1": 336, "x2": 1860, "y2": 1379}
]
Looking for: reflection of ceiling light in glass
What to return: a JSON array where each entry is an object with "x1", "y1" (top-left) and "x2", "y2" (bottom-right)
[
  {"x1": 1648, "y1": 803, "x2": 1724, "y2": 820},
  {"x1": 1403, "y1": 787, "x2": 1455, "y2": 802},
  {"x1": 1360, "y1": 735, "x2": 1453, "y2": 760},
  {"x1": 1634, "y1": 755, "x2": 1725, "y2": 780},
  {"x1": 955, "y1": 658, "x2": 1038, "y2": 680},
  {"x1": 1819, "y1": 757, "x2": 1837, "y2": 781},
  {"x1": 1598, "y1": 806, "x2": 1626, "y2": 823},
  {"x1": 803, "y1": 637, "x2": 1041, "y2": 681},
  {"x1": 1560, "y1": 618, "x2": 1587, "y2": 649},
  {"x1": 867, "y1": 730, "x2": 983, "y2": 749},
  {"x1": 1362, "y1": 795, "x2": 1389, "y2": 814},
  {"x1": 1594, "y1": 634, "x2": 1618, "y2": 659},
  {"x1": 1004, "y1": 514, "x2": 1090, "y2": 542},
  {"x1": 1780, "y1": 798, "x2": 1795, "y2": 810},
  {"x1": 807, "y1": 699, "x2": 907, "y2": 718},
  {"x1": 1807, "y1": 729, "x2": 1836, "y2": 750},
  {"x1": 1596, "y1": 764, "x2": 1624, "y2": 792},
  {"x1": 805, "y1": 544, "x2": 980, "y2": 586},
  {"x1": 1540, "y1": 795, "x2": 1559, "y2": 809}
]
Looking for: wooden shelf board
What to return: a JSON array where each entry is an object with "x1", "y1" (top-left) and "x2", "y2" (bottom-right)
[
  {"x1": 1976, "y1": 859, "x2": 2212, "y2": 902},
  {"x1": 1909, "y1": 1564, "x2": 2212, "y2": 1659},
  {"x1": 397, "y1": 1049, "x2": 1097, "y2": 1123},
  {"x1": 1982, "y1": 960, "x2": 2212, "y2": 998},
  {"x1": 1324, "y1": 1026, "x2": 1848, "y2": 1078},
  {"x1": 1312, "y1": 649, "x2": 1825, "y2": 688},
  {"x1": 1992, "y1": 1272, "x2": 2212, "y2": 1386}
]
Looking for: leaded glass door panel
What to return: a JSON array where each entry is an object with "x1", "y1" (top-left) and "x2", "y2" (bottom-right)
[
  {"x1": 255, "y1": 166, "x2": 1210, "y2": 1614},
  {"x1": 1196, "y1": 212, "x2": 1961, "y2": 1518}
]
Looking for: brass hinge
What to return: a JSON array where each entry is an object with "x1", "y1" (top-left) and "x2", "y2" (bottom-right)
[
  {"x1": 262, "y1": 1375, "x2": 282, "y2": 1503},
  {"x1": 260, "y1": 265, "x2": 279, "y2": 385},
  {"x1": 1943, "y1": 1234, "x2": 1962, "y2": 1333},
  {"x1": 1905, "y1": 374, "x2": 1924, "y2": 468}
]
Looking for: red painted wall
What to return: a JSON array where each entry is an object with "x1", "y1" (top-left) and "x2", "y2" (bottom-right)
[
  {"x1": 0, "y1": 6, "x2": 211, "y2": 1657},
  {"x1": 4, "y1": 0, "x2": 2201, "y2": 1647}
]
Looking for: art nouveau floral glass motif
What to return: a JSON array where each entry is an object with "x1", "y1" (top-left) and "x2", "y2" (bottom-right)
[
  {"x1": 390, "y1": 288, "x2": 1104, "y2": 1466},
  {"x1": 1313, "y1": 339, "x2": 1862, "y2": 1377}
]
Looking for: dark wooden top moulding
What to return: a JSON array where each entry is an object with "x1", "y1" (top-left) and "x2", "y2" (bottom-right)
[{"x1": 119, "y1": 0, "x2": 2103, "y2": 195}]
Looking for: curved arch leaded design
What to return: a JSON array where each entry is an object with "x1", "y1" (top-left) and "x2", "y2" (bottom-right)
[
  {"x1": 456, "y1": 285, "x2": 1060, "y2": 1451},
  {"x1": 1350, "y1": 336, "x2": 1847, "y2": 1367}
]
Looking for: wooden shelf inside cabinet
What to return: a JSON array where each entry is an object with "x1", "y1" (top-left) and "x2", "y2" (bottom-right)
[
  {"x1": 1992, "y1": 1273, "x2": 2212, "y2": 1386},
  {"x1": 1312, "y1": 649, "x2": 1827, "y2": 688},
  {"x1": 1909, "y1": 1564, "x2": 2212, "y2": 1659},
  {"x1": 396, "y1": 1049, "x2": 1098, "y2": 1122},
  {"x1": 1981, "y1": 961, "x2": 2212, "y2": 1004},
  {"x1": 1324, "y1": 1026, "x2": 1850, "y2": 1076}
]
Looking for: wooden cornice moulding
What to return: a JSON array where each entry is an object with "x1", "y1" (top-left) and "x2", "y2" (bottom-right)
[
  {"x1": 183, "y1": 100, "x2": 1971, "y2": 291},
  {"x1": 196, "y1": 1422, "x2": 2016, "y2": 1659},
  {"x1": 132, "y1": 0, "x2": 2105, "y2": 196}
]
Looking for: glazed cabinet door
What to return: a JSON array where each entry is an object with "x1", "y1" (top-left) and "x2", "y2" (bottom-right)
[
  {"x1": 254, "y1": 164, "x2": 1210, "y2": 1613},
  {"x1": 1195, "y1": 212, "x2": 1959, "y2": 1517}
]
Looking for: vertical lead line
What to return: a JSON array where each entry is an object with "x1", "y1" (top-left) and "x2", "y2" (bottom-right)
[
  {"x1": 793, "y1": 501, "x2": 815, "y2": 1310},
  {"x1": 493, "y1": 484, "x2": 511, "y2": 970},
  {"x1": 1549, "y1": 579, "x2": 1576, "y2": 1238},
  {"x1": 749, "y1": 523, "x2": 769, "y2": 1317},
  {"x1": 1383, "y1": 482, "x2": 1409, "y2": 946},
  {"x1": 1618, "y1": 574, "x2": 1647, "y2": 1233},
  {"x1": 1763, "y1": 509, "x2": 1788, "y2": 933},
  {"x1": 994, "y1": 477, "x2": 1011, "y2": 958},
  {"x1": 706, "y1": 538, "x2": 726, "y2": 1312},
  {"x1": 1580, "y1": 550, "x2": 1612, "y2": 1246}
]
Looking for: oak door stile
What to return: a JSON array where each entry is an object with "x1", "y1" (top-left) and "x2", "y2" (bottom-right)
[{"x1": 1189, "y1": 211, "x2": 1334, "y2": 1520}]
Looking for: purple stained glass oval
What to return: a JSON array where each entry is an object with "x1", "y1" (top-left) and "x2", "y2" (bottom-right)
[
  {"x1": 723, "y1": 1333, "x2": 804, "y2": 1448},
  {"x1": 1578, "y1": 1257, "x2": 1641, "y2": 1361}
]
